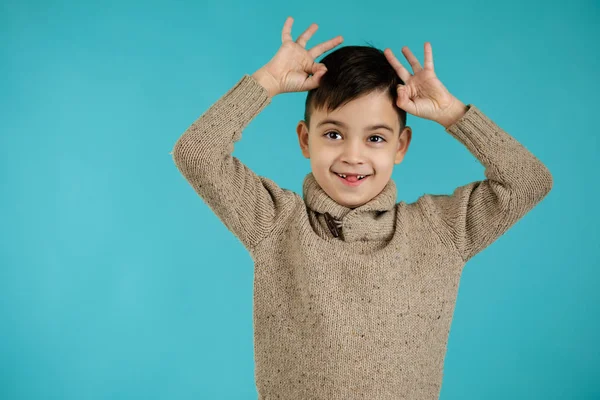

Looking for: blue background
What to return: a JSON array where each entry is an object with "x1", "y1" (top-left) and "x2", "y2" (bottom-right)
[{"x1": 1, "y1": 0, "x2": 598, "y2": 399}]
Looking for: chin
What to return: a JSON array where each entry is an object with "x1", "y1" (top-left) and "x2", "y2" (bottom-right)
[{"x1": 340, "y1": 197, "x2": 369, "y2": 209}]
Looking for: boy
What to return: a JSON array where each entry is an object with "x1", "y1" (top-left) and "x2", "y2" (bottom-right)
[{"x1": 171, "y1": 17, "x2": 553, "y2": 400}]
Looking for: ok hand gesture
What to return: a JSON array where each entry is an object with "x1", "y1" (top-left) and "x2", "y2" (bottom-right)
[
  {"x1": 253, "y1": 17, "x2": 344, "y2": 97},
  {"x1": 384, "y1": 43, "x2": 464, "y2": 126}
]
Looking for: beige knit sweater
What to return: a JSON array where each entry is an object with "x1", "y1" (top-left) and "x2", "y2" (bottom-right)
[{"x1": 171, "y1": 74, "x2": 553, "y2": 399}]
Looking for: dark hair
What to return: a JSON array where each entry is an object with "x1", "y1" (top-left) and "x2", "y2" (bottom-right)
[{"x1": 304, "y1": 44, "x2": 407, "y2": 132}]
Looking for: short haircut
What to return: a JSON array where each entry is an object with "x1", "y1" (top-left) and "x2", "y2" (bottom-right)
[{"x1": 304, "y1": 44, "x2": 407, "y2": 133}]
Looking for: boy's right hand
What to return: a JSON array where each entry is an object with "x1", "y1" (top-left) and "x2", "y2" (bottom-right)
[{"x1": 252, "y1": 17, "x2": 344, "y2": 97}]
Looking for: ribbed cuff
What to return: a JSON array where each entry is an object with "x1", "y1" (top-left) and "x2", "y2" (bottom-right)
[
  {"x1": 444, "y1": 104, "x2": 516, "y2": 158},
  {"x1": 216, "y1": 74, "x2": 272, "y2": 129}
]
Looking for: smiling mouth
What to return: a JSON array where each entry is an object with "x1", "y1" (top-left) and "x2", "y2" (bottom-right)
[
  {"x1": 332, "y1": 171, "x2": 371, "y2": 185},
  {"x1": 335, "y1": 173, "x2": 369, "y2": 180}
]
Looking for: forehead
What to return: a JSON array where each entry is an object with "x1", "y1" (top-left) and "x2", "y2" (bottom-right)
[{"x1": 310, "y1": 90, "x2": 399, "y2": 130}]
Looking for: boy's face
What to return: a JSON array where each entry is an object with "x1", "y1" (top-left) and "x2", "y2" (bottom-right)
[{"x1": 296, "y1": 89, "x2": 412, "y2": 209}]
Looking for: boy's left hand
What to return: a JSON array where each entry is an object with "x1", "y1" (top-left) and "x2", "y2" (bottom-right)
[{"x1": 384, "y1": 43, "x2": 466, "y2": 127}]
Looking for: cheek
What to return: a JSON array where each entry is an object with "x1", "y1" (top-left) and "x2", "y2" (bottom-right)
[
  {"x1": 372, "y1": 153, "x2": 396, "y2": 172},
  {"x1": 311, "y1": 147, "x2": 335, "y2": 162},
  {"x1": 309, "y1": 154, "x2": 330, "y2": 173}
]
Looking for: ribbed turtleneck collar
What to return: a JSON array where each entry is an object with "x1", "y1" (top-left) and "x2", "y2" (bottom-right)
[{"x1": 301, "y1": 172, "x2": 398, "y2": 242}]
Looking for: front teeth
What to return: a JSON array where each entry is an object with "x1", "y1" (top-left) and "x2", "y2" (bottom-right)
[{"x1": 337, "y1": 173, "x2": 366, "y2": 180}]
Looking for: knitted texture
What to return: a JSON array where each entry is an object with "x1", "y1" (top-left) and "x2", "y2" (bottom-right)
[{"x1": 171, "y1": 75, "x2": 553, "y2": 399}]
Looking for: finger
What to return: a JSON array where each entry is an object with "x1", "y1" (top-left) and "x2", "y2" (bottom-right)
[
  {"x1": 396, "y1": 85, "x2": 415, "y2": 115},
  {"x1": 384, "y1": 48, "x2": 412, "y2": 83},
  {"x1": 310, "y1": 61, "x2": 327, "y2": 75},
  {"x1": 296, "y1": 23, "x2": 319, "y2": 48},
  {"x1": 401, "y1": 46, "x2": 422, "y2": 73},
  {"x1": 423, "y1": 42, "x2": 434, "y2": 71},
  {"x1": 307, "y1": 35, "x2": 344, "y2": 59},
  {"x1": 303, "y1": 68, "x2": 327, "y2": 91},
  {"x1": 282, "y1": 16, "x2": 294, "y2": 43}
]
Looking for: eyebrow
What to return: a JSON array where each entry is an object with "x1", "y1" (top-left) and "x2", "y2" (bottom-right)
[{"x1": 317, "y1": 119, "x2": 395, "y2": 134}]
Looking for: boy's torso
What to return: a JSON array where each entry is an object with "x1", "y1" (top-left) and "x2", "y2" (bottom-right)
[{"x1": 249, "y1": 190, "x2": 465, "y2": 400}]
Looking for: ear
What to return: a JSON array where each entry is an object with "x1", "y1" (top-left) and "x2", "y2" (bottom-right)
[
  {"x1": 394, "y1": 126, "x2": 412, "y2": 164},
  {"x1": 296, "y1": 121, "x2": 311, "y2": 159}
]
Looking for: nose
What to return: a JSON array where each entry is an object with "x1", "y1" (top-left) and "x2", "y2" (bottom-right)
[{"x1": 340, "y1": 139, "x2": 366, "y2": 165}]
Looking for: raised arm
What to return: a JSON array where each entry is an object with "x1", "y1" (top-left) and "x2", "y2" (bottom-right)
[
  {"x1": 384, "y1": 43, "x2": 553, "y2": 263},
  {"x1": 419, "y1": 104, "x2": 553, "y2": 263},
  {"x1": 170, "y1": 17, "x2": 343, "y2": 252},
  {"x1": 171, "y1": 75, "x2": 293, "y2": 251}
]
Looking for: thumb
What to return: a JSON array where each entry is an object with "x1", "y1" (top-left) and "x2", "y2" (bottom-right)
[
  {"x1": 303, "y1": 64, "x2": 328, "y2": 91},
  {"x1": 396, "y1": 84, "x2": 411, "y2": 110},
  {"x1": 311, "y1": 62, "x2": 327, "y2": 75}
]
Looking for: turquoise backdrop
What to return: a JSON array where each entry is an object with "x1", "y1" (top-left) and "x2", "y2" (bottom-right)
[{"x1": 1, "y1": 0, "x2": 598, "y2": 399}]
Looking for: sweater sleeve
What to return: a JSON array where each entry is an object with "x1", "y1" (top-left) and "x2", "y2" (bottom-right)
[
  {"x1": 418, "y1": 104, "x2": 553, "y2": 263},
  {"x1": 170, "y1": 74, "x2": 295, "y2": 251}
]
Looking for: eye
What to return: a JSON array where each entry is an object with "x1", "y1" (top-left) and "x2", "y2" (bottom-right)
[
  {"x1": 324, "y1": 131, "x2": 341, "y2": 140},
  {"x1": 369, "y1": 135, "x2": 386, "y2": 143},
  {"x1": 323, "y1": 131, "x2": 387, "y2": 143}
]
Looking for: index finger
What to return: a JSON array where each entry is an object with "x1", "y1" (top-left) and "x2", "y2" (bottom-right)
[
  {"x1": 384, "y1": 48, "x2": 411, "y2": 83},
  {"x1": 307, "y1": 35, "x2": 344, "y2": 59}
]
